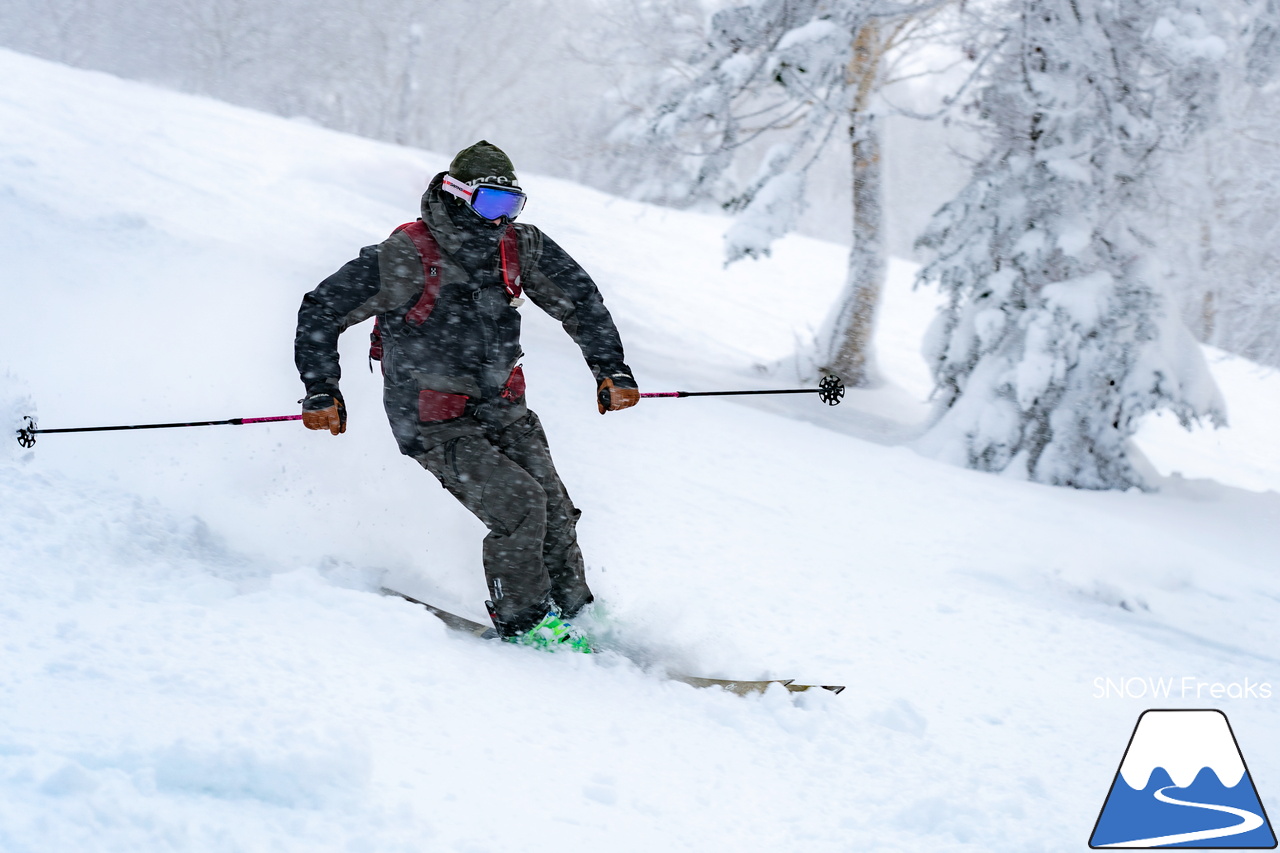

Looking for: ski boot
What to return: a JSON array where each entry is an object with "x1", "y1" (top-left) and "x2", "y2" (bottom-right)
[{"x1": 505, "y1": 610, "x2": 595, "y2": 654}]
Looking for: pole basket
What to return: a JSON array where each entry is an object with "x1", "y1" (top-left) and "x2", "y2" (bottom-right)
[
  {"x1": 817, "y1": 375, "x2": 845, "y2": 406},
  {"x1": 17, "y1": 417, "x2": 36, "y2": 448}
]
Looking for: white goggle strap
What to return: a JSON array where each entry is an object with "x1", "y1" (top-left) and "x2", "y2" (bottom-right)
[{"x1": 441, "y1": 174, "x2": 475, "y2": 204}]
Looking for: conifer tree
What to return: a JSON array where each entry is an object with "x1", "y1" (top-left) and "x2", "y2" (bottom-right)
[{"x1": 915, "y1": 0, "x2": 1228, "y2": 489}]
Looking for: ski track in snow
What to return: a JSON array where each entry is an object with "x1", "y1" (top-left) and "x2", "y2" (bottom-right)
[{"x1": 2, "y1": 48, "x2": 1280, "y2": 852}]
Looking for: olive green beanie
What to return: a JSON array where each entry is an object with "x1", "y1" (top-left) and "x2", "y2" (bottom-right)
[{"x1": 448, "y1": 140, "x2": 519, "y2": 188}]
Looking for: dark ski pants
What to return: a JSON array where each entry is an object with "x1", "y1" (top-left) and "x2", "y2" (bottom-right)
[{"x1": 411, "y1": 409, "x2": 592, "y2": 636}]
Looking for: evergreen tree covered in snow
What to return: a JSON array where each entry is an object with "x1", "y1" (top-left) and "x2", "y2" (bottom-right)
[{"x1": 915, "y1": 0, "x2": 1227, "y2": 490}]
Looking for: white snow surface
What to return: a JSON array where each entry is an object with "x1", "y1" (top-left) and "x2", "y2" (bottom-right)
[{"x1": 2, "y1": 49, "x2": 1279, "y2": 852}]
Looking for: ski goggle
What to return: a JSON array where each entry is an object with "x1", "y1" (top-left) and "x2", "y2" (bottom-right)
[{"x1": 442, "y1": 173, "x2": 527, "y2": 221}]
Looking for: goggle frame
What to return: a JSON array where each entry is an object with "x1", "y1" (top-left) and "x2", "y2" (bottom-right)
[{"x1": 442, "y1": 173, "x2": 527, "y2": 222}]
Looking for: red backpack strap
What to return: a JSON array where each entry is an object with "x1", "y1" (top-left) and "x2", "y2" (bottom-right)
[
  {"x1": 368, "y1": 318, "x2": 384, "y2": 369},
  {"x1": 499, "y1": 225, "x2": 522, "y2": 300},
  {"x1": 393, "y1": 220, "x2": 444, "y2": 327}
]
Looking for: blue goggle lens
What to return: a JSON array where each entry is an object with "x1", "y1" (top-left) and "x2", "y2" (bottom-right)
[{"x1": 471, "y1": 185, "x2": 526, "y2": 221}]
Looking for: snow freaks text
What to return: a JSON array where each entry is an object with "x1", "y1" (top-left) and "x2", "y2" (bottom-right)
[{"x1": 1093, "y1": 677, "x2": 1274, "y2": 701}]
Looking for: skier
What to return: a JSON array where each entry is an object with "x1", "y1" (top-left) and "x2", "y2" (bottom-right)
[{"x1": 294, "y1": 141, "x2": 639, "y2": 652}]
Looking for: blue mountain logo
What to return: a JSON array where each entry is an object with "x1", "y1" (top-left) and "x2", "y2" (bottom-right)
[{"x1": 1091, "y1": 709, "x2": 1277, "y2": 848}]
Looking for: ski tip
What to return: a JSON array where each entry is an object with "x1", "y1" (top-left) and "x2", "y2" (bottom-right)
[
  {"x1": 782, "y1": 682, "x2": 846, "y2": 695},
  {"x1": 668, "y1": 674, "x2": 845, "y2": 697}
]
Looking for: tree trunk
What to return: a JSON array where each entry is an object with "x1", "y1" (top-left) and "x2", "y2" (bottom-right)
[
  {"x1": 1197, "y1": 141, "x2": 1220, "y2": 344},
  {"x1": 823, "y1": 22, "x2": 886, "y2": 388},
  {"x1": 395, "y1": 23, "x2": 424, "y2": 146}
]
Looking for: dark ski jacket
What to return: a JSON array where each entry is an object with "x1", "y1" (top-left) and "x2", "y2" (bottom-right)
[{"x1": 295, "y1": 172, "x2": 633, "y2": 454}]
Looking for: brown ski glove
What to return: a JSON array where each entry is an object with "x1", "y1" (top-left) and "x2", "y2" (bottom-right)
[
  {"x1": 301, "y1": 391, "x2": 347, "y2": 435},
  {"x1": 597, "y1": 375, "x2": 640, "y2": 415}
]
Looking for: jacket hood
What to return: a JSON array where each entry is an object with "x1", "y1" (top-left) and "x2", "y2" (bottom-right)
[{"x1": 420, "y1": 171, "x2": 506, "y2": 265}]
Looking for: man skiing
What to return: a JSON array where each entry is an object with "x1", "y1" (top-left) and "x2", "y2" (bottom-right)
[{"x1": 294, "y1": 140, "x2": 639, "y2": 652}]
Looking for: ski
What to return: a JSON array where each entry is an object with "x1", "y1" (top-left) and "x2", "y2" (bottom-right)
[{"x1": 382, "y1": 588, "x2": 844, "y2": 696}]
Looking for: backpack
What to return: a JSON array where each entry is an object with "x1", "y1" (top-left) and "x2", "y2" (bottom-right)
[{"x1": 369, "y1": 219, "x2": 524, "y2": 366}]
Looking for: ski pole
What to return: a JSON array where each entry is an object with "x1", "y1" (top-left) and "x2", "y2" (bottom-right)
[
  {"x1": 15, "y1": 413, "x2": 302, "y2": 448},
  {"x1": 601, "y1": 374, "x2": 845, "y2": 411}
]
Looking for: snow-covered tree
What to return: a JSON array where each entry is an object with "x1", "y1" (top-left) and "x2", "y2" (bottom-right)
[
  {"x1": 0, "y1": 0, "x2": 611, "y2": 186},
  {"x1": 915, "y1": 0, "x2": 1228, "y2": 490},
  {"x1": 624, "y1": 0, "x2": 950, "y2": 387},
  {"x1": 1156, "y1": 76, "x2": 1280, "y2": 367},
  {"x1": 1152, "y1": 0, "x2": 1280, "y2": 369}
]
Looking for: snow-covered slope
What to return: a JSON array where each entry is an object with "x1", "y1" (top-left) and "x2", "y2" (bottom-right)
[{"x1": 2, "y1": 49, "x2": 1279, "y2": 852}]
